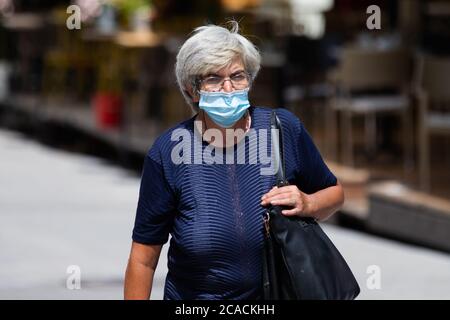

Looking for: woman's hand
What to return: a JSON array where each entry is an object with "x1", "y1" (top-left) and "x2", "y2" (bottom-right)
[{"x1": 260, "y1": 186, "x2": 315, "y2": 217}]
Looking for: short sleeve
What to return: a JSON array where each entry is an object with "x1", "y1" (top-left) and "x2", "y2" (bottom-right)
[
  {"x1": 294, "y1": 120, "x2": 337, "y2": 194},
  {"x1": 132, "y1": 151, "x2": 177, "y2": 245}
]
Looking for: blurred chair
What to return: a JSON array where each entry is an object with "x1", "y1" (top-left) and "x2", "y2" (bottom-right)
[
  {"x1": 137, "y1": 45, "x2": 170, "y2": 120},
  {"x1": 42, "y1": 11, "x2": 95, "y2": 101},
  {"x1": 281, "y1": 35, "x2": 337, "y2": 151},
  {"x1": 42, "y1": 35, "x2": 94, "y2": 101},
  {"x1": 327, "y1": 46, "x2": 413, "y2": 172},
  {"x1": 415, "y1": 54, "x2": 450, "y2": 191}
]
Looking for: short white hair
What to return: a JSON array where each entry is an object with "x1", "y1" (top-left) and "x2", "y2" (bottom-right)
[{"x1": 175, "y1": 21, "x2": 261, "y2": 110}]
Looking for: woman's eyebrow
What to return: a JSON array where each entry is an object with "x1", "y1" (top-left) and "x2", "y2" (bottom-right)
[
  {"x1": 230, "y1": 69, "x2": 245, "y2": 76},
  {"x1": 205, "y1": 69, "x2": 244, "y2": 78},
  {"x1": 205, "y1": 73, "x2": 220, "y2": 77}
]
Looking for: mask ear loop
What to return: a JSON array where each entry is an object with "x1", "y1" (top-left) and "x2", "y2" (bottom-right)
[
  {"x1": 245, "y1": 109, "x2": 251, "y2": 133},
  {"x1": 203, "y1": 109, "x2": 208, "y2": 131},
  {"x1": 190, "y1": 78, "x2": 202, "y2": 102}
]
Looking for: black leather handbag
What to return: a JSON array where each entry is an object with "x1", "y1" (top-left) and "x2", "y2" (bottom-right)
[{"x1": 262, "y1": 111, "x2": 360, "y2": 300}]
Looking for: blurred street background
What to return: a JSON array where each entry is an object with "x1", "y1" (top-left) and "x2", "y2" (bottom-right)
[{"x1": 0, "y1": 0, "x2": 449, "y2": 299}]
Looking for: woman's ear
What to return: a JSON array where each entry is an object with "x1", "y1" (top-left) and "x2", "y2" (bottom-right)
[{"x1": 185, "y1": 87, "x2": 199, "y2": 103}]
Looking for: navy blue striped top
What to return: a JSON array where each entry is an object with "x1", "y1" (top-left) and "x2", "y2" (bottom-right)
[{"x1": 132, "y1": 106, "x2": 337, "y2": 300}]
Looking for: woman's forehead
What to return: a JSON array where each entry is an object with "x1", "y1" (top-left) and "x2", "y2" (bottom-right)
[{"x1": 210, "y1": 58, "x2": 245, "y2": 75}]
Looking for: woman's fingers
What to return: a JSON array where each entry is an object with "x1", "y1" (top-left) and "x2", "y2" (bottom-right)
[
  {"x1": 261, "y1": 185, "x2": 296, "y2": 201},
  {"x1": 271, "y1": 197, "x2": 302, "y2": 208},
  {"x1": 260, "y1": 186, "x2": 313, "y2": 218},
  {"x1": 261, "y1": 193, "x2": 301, "y2": 208},
  {"x1": 261, "y1": 186, "x2": 278, "y2": 200},
  {"x1": 260, "y1": 186, "x2": 309, "y2": 218},
  {"x1": 269, "y1": 196, "x2": 295, "y2": 205},
  {"x1": 281, "y1": 208, "x2": 300, "y2": 216},
  {"x1": 261, "y1": 194, "x2": 291, "y2": 206}
]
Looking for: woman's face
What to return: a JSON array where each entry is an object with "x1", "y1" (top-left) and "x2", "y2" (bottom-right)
[{"x1": 191, "y1": 58, "x2": 246, "y2": 103}]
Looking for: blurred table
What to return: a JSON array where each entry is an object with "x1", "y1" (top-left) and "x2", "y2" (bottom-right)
[
  {"x1": 82, "y1": 29, "x2": 116, "y2": 43},
  {"x1": 115, "y1": 30, "x2": 165, "y2": 48},
  {"x1": 1, "y1": 13, "x2": 46, "y2": 30}
]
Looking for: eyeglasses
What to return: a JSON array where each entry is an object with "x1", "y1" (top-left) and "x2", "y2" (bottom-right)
[{"x1": 197, "y1": 71, "x2": 250, "y2": 92}]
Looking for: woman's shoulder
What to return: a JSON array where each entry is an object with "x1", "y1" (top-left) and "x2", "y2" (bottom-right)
[
  {"x1": 253, "y1": 106, "x2": 303, "y2": 133},
  {"x1": 146, "y1": 115, "x2": 196, "y2": 163},
  {"x1": 253, "y1": 106, "x2": 299, "y2": 120}
]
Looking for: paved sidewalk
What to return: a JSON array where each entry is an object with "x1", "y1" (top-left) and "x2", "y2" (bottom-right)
[
  {"x1": 1, "y1": 127, "x2": 449, "y2": 299},
  {"x1": 0, "y1": 128, "x2": 166, "y2": 299}
]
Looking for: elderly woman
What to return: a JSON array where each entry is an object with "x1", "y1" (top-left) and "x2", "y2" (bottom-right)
[{"x1": 124, "y1": 22, "x2": 344, "y2": 300}]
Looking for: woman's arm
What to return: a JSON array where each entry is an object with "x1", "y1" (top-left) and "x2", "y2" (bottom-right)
[
  {"x1": 124, "y1": 241, "x2": 162, "y2": 300},
  {"x1": 261, "y1": 182, "x2": 345, "y2": 222}
]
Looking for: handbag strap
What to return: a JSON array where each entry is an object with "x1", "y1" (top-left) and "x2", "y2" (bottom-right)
[{"x1": 270, "y1": 110, "x2": 288, "y2": 187}]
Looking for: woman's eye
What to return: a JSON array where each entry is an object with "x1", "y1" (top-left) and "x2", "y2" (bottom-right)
[
  {"x1": 231, "y1": 73, "x2": 246, "y2": 81},
  {"x1": 205, "y1": 76, "x2": 222, "y2": 83}
]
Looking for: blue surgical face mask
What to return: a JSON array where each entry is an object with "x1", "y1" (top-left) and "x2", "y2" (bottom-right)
[{"x1": 198, "y1": 89, "x2": 251, "y2": 128}]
